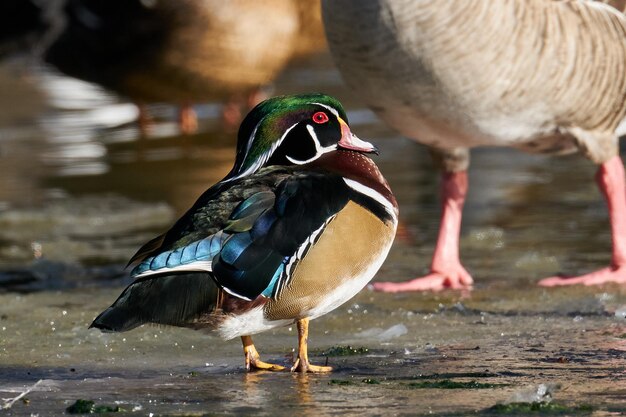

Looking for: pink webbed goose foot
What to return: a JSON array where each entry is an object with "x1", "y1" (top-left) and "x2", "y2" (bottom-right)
[
  {"x1": 373, "y1": 170, "x2": 474, "y2": 292},
  {"x1": 539, "y1": 266, "x2": 626, "y2": 287},
  {"x1": 539, "y1": 156, "x2": 626, "y2": 287},
  {"x1": 372, "y1": 264, "x2": 473, "y2": 292}
]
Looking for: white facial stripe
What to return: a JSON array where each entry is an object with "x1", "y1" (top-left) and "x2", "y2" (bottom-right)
[
  {"x1": 228, "y1": 121, "x2": 300, "y2": 181},
  {"x1": 312, "y1": 102, "x2": 340, "y2": 118},
  {"x1": 286, "y1": 124, "x2": 337, "y2": 165},
  {"x1": 245, "y1": 121, "x2": 261, "y2": 155},
  {"x1": 343, "y1": 178, "x2": 397, "y2": 221},
  {"x1": 230, "y1": 104, "x2": 341, "y2": 176}
]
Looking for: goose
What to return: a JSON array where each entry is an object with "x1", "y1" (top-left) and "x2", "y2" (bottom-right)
[{"x1": 322, "y1": 0, "x2": 626, "y2": 290}]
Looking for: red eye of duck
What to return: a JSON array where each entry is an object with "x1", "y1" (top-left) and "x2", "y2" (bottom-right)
[{"x1": 312, "y1": 111, "x2": 329, "y2": 124}]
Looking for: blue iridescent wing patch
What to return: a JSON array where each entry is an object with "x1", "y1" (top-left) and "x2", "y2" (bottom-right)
[
  {"x1": 131, "y1": 231, "x2": 227, "y2": 277},
  {"x1": 129, "y1": 174, "x2": 351, "y2": 303}
]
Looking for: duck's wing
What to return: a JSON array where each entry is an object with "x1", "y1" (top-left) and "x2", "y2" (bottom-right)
[{"x1": 130, "y1": 170, "x2": 352, "y2": 301}]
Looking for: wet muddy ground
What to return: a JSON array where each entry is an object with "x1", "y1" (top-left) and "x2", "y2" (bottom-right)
[{"x1": 0, "y1": 57, "x2": 625, "y2": 416}]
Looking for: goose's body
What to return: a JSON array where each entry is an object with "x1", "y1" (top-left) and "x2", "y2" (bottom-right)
[
  {"x1": 326, "y1": 0, "x2": 626, "y2": 164},
  {"x1": 323, "y1": 0, "x2": 626, "y2": 288},
  {"x1": 91, "y1": 94, "x2": 398, "y2": 372}
]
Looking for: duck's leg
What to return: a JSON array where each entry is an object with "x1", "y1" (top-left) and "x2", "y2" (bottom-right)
[
  {"x1": 221, "y1": 95, "x2": 244, "y2": 132},
  {"x1": 137, "y1": 102, "x2": 152, "y2": 137},
  {"x1": 221, "y1": 88, "x2": 269, "y2": 132},
  {"x1": 241, "y1": 335, "x2": 285, "y2": 372},
  {"x1": 291, "y1": 318, "x2": 332, "y2": 373},
  {"x1": 539, "y1": 155, "x2": 626, "y2": 286},
  {"x1": 373, "y1": 170, "x2": 473, "y2": 292},
  {"x1": 178, "y1": 102, "x2": 198, "y2": 135},
  {"x1": 246, "y1": 87, "x2": 269, "y2": 110}
]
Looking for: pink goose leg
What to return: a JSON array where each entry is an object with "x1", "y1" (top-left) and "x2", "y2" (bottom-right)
[
  {"x1": 539, "y1": 155, "x2": 626, "y2": 286},
  {"x1": 373, "y1": 171, "x2": 473, "y2": 292}
]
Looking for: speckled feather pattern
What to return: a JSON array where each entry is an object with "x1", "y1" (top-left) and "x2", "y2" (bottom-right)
[
  {"x1": 315, "y1": 151, "x2": 397, "y2": 211},
  {"x1": 323, "y1": 0, "x2": 626, "y2": 167}
]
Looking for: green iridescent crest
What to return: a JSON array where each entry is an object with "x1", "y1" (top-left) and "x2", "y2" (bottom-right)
[{"x1": 230, "y1": 93, "x2": 349, "y2": 178}]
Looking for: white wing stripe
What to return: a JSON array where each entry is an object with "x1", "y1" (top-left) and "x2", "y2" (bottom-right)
[
  {"x1": 132, "y1": 261, "x2": 213, "y2": 279},
  {"x1": 273, "y1": 216, "x2": 334, "y2": 298}
]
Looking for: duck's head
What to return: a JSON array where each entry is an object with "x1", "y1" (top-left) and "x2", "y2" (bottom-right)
[{"x1": 227, "y1": 93, "x2": 377, "y2": 179}]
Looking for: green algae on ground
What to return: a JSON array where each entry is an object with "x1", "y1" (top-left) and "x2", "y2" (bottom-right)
[
  {"x1": 486, "y1": 402, "x2": 593, "y2": 415},
  {"x1": 404, "y1": 372, "x2": 498, "y2": 380},
  {"x1": 407, "y1": 380, "x2": 502, "y2": 389},
  {"x1": 329, "y1": 378, "x2": 381, "y2": 386},
  {"x1": 329, "y1": 379, "x2": 356, "y2": 386},
  {"x1": 321, "y1": 345, "x2": 370, "y2": 356},
  {"x1": 66, "y1": 399, "x2": 124, "y2": 414},
  {"x1": 362, "y1": 378, "x2": 381, "y2": 384}
]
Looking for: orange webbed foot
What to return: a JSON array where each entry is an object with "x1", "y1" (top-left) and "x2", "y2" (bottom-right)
[{"x1": 242, "y1": 335, "x2": 285, "y2": 372}]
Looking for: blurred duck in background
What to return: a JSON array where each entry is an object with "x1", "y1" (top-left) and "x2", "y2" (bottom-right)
[
  {"x1": 0, "y1": 0, "x2": 45, "y2": 58},
  {"x1": 1, "y1": 0, "x2": 326, "y2": 134},
  {"x1": 323, "y1": 0, "x2": 626, "y2": 291}
]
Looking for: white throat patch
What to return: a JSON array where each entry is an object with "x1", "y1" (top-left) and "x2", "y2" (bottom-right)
[{"x1": 285, "y1": 124, "x2": 337, "y2": 165}]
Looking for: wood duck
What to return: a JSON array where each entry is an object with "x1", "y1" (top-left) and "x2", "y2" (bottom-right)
[
  {"x1": 322, "y1": 0, "x2": 626, "y2": 290},
  {"x1": 13, "y1": 0, "x2": 326, "y2": 134},
  {"x1": 90, "y1": 94, "x2": 398, "y2": 372}
]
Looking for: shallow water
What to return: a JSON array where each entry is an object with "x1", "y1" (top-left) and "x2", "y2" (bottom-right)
[{"x1": 0, "y1": 57, "x2": 625, "y2": 416}]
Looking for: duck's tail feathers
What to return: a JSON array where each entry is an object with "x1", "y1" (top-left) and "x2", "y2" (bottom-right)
[{"x1": 89, "y1": 272, "x2": 219, "y2": 332}]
